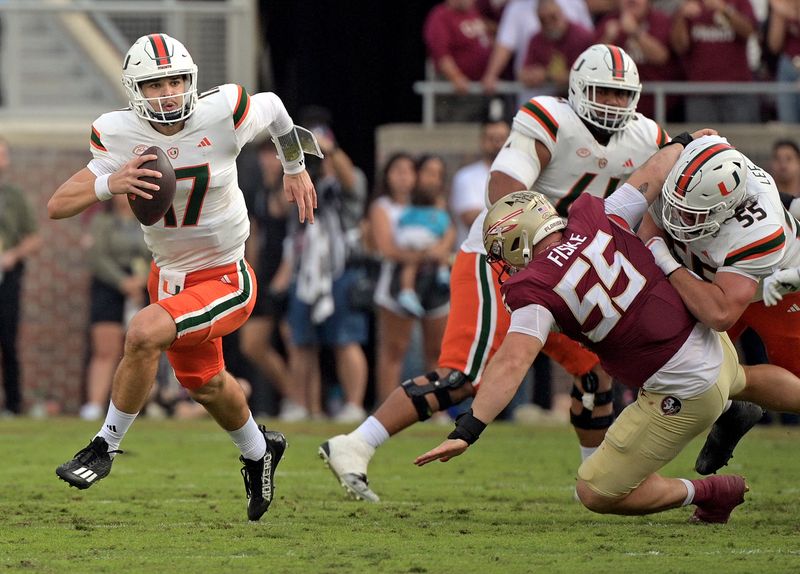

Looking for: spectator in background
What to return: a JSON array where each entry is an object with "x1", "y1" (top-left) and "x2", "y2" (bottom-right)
[
  {"x1": 0, "y1": 138, "x2": 42, "y2": 416},
  {"x1": 370, "y1": 154, "x2": 453, "y2": 403},
  {"x1": 285, "y1": 109, "x2": 370, "y2": 423},
  {"x1": 239, "y1": 140, "x2": 297, "y2": 419},
  {"x1": 450, "y1": 117, "x2": 510, "y2": 246},
  {"x1": 80, "y1": 194, "x2": 150, "y2": 421},
  {"x1": 518, "y1": 0, "x2": 595, "y2": 96},
  {"x1": 392, "y1": 167, "x2": 455, "y2": 318},
  {"x1": 670, "y1": 0, "x2": 759, "y2": 122},
  {"x1": 767, "y1": 0, "x2": 800, "y2": 122},
  {"x1": 423, "y1": 0, "x2": 493, "y2": 121},
  {"x1": 481, "y1": 0, "x2": 593, "y2": 105},
  {"x1": 595, "y1": 0, "x2": 680, "y2": 120},
  {"x1": 771, "y1": 139, "x2": 800, "y2": 197}
]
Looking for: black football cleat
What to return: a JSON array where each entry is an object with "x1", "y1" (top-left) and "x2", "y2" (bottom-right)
[
  {"x1": 56, "y1": 436, "x2": 121, "y2": 489},
  {"x1": 695, "y1": 401, "x2": 764, "y2": 475},
  {"x1": 240, "y1": 426, "x2": 287, "y2": 521}
]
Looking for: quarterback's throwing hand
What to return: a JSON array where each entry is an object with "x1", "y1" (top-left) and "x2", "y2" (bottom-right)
[
  {"x1": 283, "y1": 170, "x2": 317, "y2": 224},
  {"x1": 762, "y1": 267, "x2": 800, "y2": 306},
  {"x1": 414, "y1": 439, "x2": 469, "y2": 466}
]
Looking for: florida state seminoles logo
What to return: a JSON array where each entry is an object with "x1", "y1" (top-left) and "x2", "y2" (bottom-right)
[
  {"x1": 167, "y1": 147, "x2": 179, "y2": 159},
  {"x1": 661, "y1": 396, "x2": 682, "y2": 416}
]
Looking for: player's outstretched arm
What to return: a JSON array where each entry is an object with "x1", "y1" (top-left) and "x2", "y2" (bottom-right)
[
  {"x1": 414, "y1": 332, "x2": 543, "y2": 466},
  {"x1": 48, "y1": 156, "x2": 159, "y2": 219},
  {"x1": 625, "y1": 129, "x2": 717, "y2": 205}
]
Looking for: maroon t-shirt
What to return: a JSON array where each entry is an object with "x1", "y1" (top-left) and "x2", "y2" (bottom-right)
[
  {"x1": 523, "y1": 22, "x2": 595, "y2": 69},
  {"x1": 678, "y1": 0, "x2": 757, "y2": 82},
  {"x1": 776, "y1": 14, "x2": 800, "y2": 58},
  {"x1": 594, "y1": 10, "x2": 683, "y2": 117},
  {"x1": 501, "y1": 195, "x2": 696, "y2": 387},
  {"x1": 423, "y1": 4, "x2": 493, "y2": 80}
]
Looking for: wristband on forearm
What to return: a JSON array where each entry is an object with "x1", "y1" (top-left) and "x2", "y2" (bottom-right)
[
  {"x1": 272, "y1": 127, "x2": 306, "y2": 175},
  {"x1": 94, "y1": 174, "x2": 113, "y2": 201},
  {"x1": 447, "y1": 409, "x2": 487, "y2": 445},
  {"x1": 659, "y1": 131, "x2": 693, "y2": 150}
]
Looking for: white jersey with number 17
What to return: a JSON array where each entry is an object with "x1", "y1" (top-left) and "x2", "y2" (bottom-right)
[{"x1": 87, "y1": 83, "x2": 284, "y2": 273}]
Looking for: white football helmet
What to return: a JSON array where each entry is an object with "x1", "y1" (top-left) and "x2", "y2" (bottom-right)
[
  {"x1": 568, "y1": 44, "x2": 641, "y2": 132},
  {"x1": 121, "y1": 34, "x2": 198, "y2": 124},
  {"x1": 661, "y1": 142, "x2": 749, "y2": 242},
  {"x1": 484, "y1": 191, "x2": 566, "y2": 280}
]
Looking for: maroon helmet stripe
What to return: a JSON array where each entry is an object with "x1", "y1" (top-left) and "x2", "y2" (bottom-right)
[
  {"x1": 149, "y1": 34, "x2": 171, "y2": 66},
  {"x1": 607, "y1": 45, "x2": 624, "y2": 80},
  {"x1": 675, "y1": 143, "x2": 734, "y2": 197}
]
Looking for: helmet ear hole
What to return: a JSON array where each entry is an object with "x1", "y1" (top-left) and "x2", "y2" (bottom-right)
[{"x1": 511, "y1": 237, "x2": 521, "y2": 252}]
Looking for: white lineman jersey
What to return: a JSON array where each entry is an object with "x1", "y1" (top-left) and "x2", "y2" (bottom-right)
[
  {"x1": 462, "y1": 95, "x2": 668, "y2": 253},
  {"x1": 650, "y1": 159, "x2": 800, "y2": 294},
  {"x1": 88, "y1": 84, "x2": 272, "y2": 272}
]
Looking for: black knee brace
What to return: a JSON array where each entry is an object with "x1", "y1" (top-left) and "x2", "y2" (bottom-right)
[
  {"x1": 401, "y1": 370, "x2": 470, "y2": 421},
  {"x1": 570, "y1": 372, "x2": 614, "y2": 430}
]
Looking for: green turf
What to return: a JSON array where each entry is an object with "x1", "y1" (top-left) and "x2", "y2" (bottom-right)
[{"x1": 1, "y1": 418, "x2": 799, "y2": 573}]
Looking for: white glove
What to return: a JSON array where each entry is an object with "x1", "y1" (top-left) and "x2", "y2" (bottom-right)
[
  {"x1": 646, "y1": 237, "x2": 682, "y2": 277},
  {"x1": 762, "y1": 267, "x2": 800, "y2": 307}
]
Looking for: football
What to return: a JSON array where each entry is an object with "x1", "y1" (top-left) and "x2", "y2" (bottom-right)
[{"x1": 128, "y1": 146, "x2": 177, "y2": 225}]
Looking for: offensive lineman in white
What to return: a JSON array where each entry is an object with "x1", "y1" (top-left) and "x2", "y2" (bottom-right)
[{"x1": 48, "y1": 34, "x2": 319, "y2": 522}]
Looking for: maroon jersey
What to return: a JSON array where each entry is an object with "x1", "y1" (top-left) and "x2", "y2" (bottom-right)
[{"x1": 502, "y1": 194, "x2": 696, "y2": 387}]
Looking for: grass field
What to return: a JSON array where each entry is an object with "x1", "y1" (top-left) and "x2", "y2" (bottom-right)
[{"x1": 1, "y1": 417, "x2": 799, "y2": 573}]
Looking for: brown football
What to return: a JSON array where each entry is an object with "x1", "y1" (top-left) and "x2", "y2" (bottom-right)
[{"x1": 128, "y1": 146, "x2": 177, "y2": 226}]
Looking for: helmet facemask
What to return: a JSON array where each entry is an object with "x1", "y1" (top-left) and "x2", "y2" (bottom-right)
[
  {"x1": 121, "y1": 34, "x2": 199, "y2": 125},
  {"x1": 569, "y1": 44, "x2": 641, "y2": 133}
]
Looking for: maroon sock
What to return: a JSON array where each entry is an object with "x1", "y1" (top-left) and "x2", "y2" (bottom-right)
[{"x1": 690, "y1": 478, "x2": 714, "y2": 504}]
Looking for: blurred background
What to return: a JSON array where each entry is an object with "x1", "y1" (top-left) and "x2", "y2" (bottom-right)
[{"x1": 0, "y1": 0, "x2": 797, "y2": 426}]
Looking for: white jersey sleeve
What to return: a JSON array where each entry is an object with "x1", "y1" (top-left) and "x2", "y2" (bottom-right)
[{"x1": 218, "y1": 84, "x2": 295, "y2": 151}]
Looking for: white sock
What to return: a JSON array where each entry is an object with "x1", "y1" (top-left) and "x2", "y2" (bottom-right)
[
  {"x1": 580, "y1": 446, "x2": 597, "y2": 462},
  {"x1": 96, "y1": 400, "x2": 138, "y2": 457},
  {"x1": 678, "y1": 478, "x2": 695, "y2": 506},
  {"x1": 228, "y1": 414, "x2": 266, "y2": 461},
  {"x1": 352, "y1": 416, "x2": 390, "y2": 449}
]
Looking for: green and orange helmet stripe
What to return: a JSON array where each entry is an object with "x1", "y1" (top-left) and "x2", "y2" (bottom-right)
[
  {"x1": 674, "y1": 143, "x2": 734, "y2": 197},
  {"x1": 148, "y1": 34, "x2": 172, "y2": 67},
  {"x1": 724, "y1": 228, "x2": 786, "y2": 266},
  {"x1": 90, "y1": 126, "x2": 107, "y2": 152},
  {"x1": 520, "y1": 99, "x2": 558, "y2": 141},
  {"x1": 606, "y1": 44, "x2": 625, "y2": 80}
]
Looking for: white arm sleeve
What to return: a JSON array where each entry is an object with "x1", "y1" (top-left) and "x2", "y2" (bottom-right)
[
  {"x1": 508, "y1": 304, "x2": 555, "y2": 345},
  {"x1": 604, "y1": 183, "x2": 648, "y2": 229},
  {"x1": 487, "y1": 130, "x2": 542, "y2": 207}
]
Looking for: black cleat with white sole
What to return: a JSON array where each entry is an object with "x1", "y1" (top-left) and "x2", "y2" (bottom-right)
[
  {"x1": 56, "y1": 436, "x2": 121, "y2": 489},
  {"x1": 240, "y1": 425, "x2": 287, "y2": 521},
  {"x1": 695, "y1": 401, "x2": 764, "y2": 475}
]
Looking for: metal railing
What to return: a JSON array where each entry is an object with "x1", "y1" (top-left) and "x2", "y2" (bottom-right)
[{"x1": 412, "y1": 80, "x2": 800, "y2": 127}]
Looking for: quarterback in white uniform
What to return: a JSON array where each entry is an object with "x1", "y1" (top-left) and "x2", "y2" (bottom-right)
[{"x1": 48, "y1": 33, "x2": 317, "y2": 521}]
